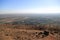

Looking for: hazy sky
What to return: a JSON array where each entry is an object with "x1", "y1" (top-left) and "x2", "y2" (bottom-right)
[{"x1": 0, "y1": 0, "x2": 60, "y2": 14}]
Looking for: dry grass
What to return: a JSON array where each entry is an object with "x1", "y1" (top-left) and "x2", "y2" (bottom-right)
[{"x1": 0, "y1": 24, "x2": 60, "y2": 40}]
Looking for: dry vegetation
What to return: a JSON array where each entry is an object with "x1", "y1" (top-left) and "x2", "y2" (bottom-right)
[{"x1": 0, "y1": 23, "x2": 60, "y2": 40}]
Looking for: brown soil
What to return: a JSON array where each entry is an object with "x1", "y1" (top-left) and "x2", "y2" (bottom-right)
[{"x1": 0, "y1": 24, "x2": 60, "y2": 40}]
